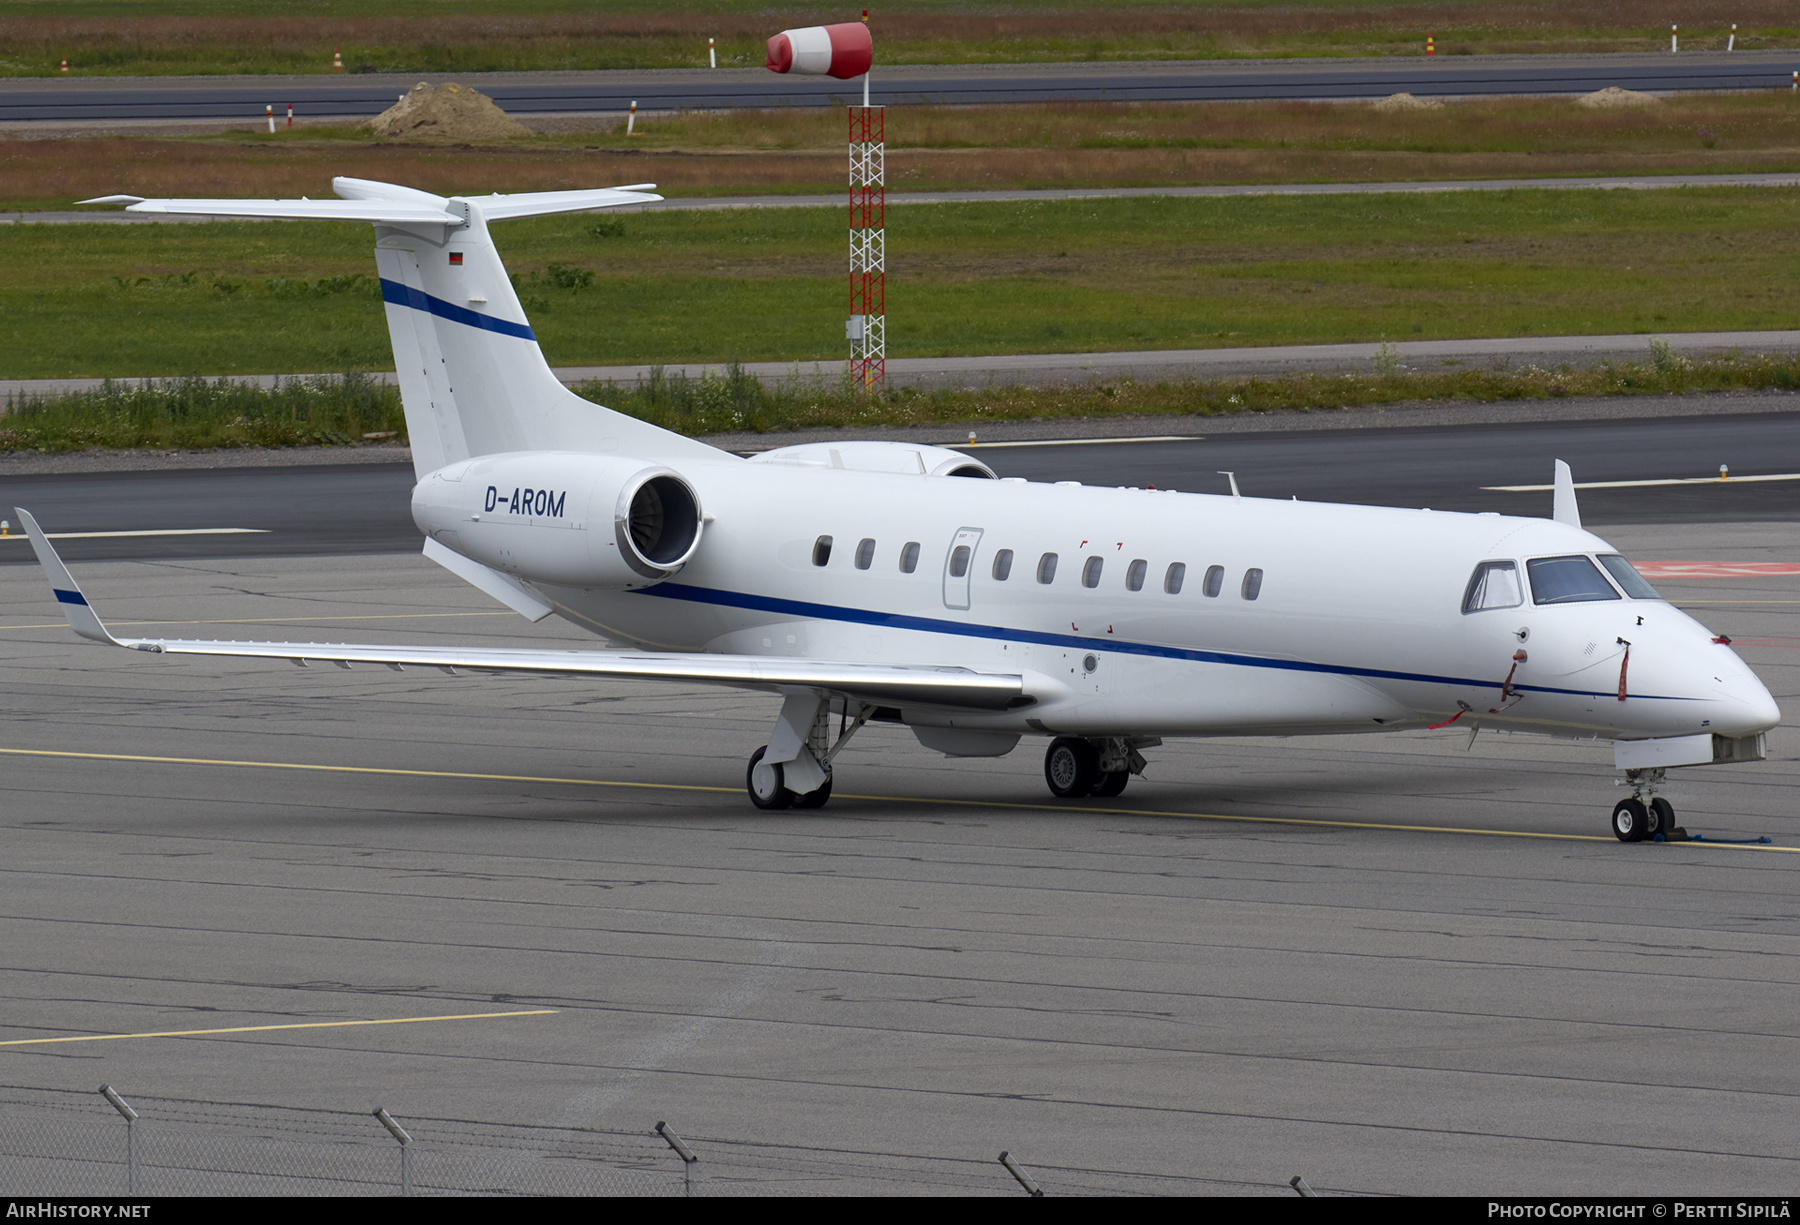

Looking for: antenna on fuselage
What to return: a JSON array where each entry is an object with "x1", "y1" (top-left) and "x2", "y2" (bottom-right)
[
  {"x1": 1218, "y1": 471, "x2": 1241, "y2": 501},
  {"x1": 1551, "y1": 459, "x2": 1582, "y2": 529}
]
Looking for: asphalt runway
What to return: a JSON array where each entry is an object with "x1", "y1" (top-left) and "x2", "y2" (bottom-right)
[
  {"x1": 1, "y1": 518, "x2": 1797, "y2": 1195},
  {"x1": 5, "y1": 406, "x2": 1800, "y2": 565},
  {"x1": 2, "y1": 52, "x2": 1794, "y2": 125}
]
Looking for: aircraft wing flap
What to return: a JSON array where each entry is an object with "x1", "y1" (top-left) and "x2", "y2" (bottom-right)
[{"x1": 118, "y1": 636, "x2": 1026, "y2": 709}]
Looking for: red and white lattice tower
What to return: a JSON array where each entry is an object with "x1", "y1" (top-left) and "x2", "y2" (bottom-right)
[
  {"x1": 766, "y1": 19, "x2": 879, "y2": 390},
  {"x1": 848, "y1": 104, "x2": 885, "y2": 392}
]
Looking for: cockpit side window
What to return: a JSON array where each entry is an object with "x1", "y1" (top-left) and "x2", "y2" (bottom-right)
[
  {"x1": 1598, "y1": 554, "x2": 1664, "y2": 600},
  {"x1": 1462, "y1": 560, "x2": 1522, "y2": 613},
  {"x1": 1527, "y1": 555, "x2": 1621, "y2": 605}
]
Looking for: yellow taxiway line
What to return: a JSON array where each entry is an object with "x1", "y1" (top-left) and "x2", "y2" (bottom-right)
[
  {"x1": 0, "y1": 1009, "x2": 557, "y2": 1048},
  {"x1": 1, "y1": 745, "x2": 1793, "y2": 852}
]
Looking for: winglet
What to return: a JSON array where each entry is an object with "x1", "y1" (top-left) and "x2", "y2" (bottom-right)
[
  {"x1": 1552, "y1": 460, "x2": 1582, "y2": 529},
  {"x1": 14, "y1": 509, "x2": 127, "y2": 646}
]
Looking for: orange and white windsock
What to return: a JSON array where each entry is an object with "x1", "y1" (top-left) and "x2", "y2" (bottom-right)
[{"x1": 765, "y1": 23, "x2": 873, "y2": 79}]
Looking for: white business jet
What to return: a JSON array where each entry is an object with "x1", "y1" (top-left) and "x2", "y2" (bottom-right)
[{"x1": 21, "y1": 178, "x2": 1779, "y2": 841}]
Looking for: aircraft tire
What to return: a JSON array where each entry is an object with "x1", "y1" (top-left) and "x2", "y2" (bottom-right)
[
  {"x1": 1090, "y1": 770, "x2": 1129, "y2": 798},
  {"x1": 1649, "y1": 797, "x2": 1675, "y2": 837},
  {"x1": 1612, "y1": 798, "x2": 1649, "y2": 842},
  {"x1": 792, "y1": 775, "x2": 833, "y2": 809},
  {"x1": 1045, "y1": 737, "x2": 1099, "y2": 798},
  {"x1": 747, "y1": 746, "x2": 795, "y2": 810}
]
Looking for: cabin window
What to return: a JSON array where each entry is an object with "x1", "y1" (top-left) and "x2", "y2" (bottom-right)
[
  {"x1": 813, "y1": 535, "x2": 833, "y2": 567},
  {"x1": 948, "y1": 545, "x2": 972, "y2": 578},
  {"x1": 900, "y1": 541, "x2": 921, "y2": 574},
  {"x1": 1241, "y1": 568, "x2": 1263, "y2": 600},
  {"x1": 1126, "y1": 559, "x2": 1147, "y2": 592},
  {"x1": 1528, "y1": 555, "x2": 1620, "y2": 605},
  {"x1": 1203, "y1": 565, "x2": 1224, "y2": 598},
  {"x1": 1164, "y1": 562, "x2": 1187, "y2": 594},
  {"x1": 1598, "y1": 554, "x2": 1663, "y2": 600},
  {"x1": 1082, "y1": 557, "x2": 1104, "y2": 588},
  {"x1": 992, "y1": 549, "x2": 1014, "y2": 581},
  {"x1": 855, "y1": 538, "x2": 876, "y2": 570},
  {"x1": 1037, "y1": 552, "x2": 1059, "y2": 584},
  {"x1": 1462, "y1": 560, "x2": 1522, "y2": 613}
]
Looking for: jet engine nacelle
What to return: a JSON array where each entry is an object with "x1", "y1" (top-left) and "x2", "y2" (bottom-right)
[{"x1": 412, "y1": 452, "x2": 704, "y2": 589}]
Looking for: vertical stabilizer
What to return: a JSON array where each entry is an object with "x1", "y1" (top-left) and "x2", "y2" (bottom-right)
[
  {"x1": 373, "y1": 199, "x2": 723, "y2": 476},
  {"x1": 81, "y1": 179, "x2": 728, "y2": 478},
  {"x1": 1552, "y1": 459, "x2": 1582, "y2": 529}
]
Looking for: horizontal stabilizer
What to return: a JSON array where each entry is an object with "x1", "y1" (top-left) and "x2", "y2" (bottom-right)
[
  {"x1": 80, "y1": 196, "x2": 462, "y2": 224},
  {"x1": 78, "y1": 179, "x2": 661, "y2": 225},
  {"x1": 461, "y1": 185, "x2": 661, "y2": 220}
]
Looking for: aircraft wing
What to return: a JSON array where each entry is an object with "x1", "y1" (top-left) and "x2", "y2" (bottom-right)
[{"x1": 14, "y1": 510, "x2": 1025, "y2": 712}]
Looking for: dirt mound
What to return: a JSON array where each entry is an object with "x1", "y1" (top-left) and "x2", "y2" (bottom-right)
[
  {"x1": 1576, "y1": 87, "x2": 1660, "y2": 109},
  {"x1": 369, "y1": 81, "x2": 531, "y2": 141},
  {"x1": 1371, "y1": 92, "x2": 1443, "y2": 112}
]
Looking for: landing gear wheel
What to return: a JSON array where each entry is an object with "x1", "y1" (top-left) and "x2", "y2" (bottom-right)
[
  {"x1": 1090, "y1": 770, "x2": 1129, "y2": 798},
  {"x1": 746, "y1": 746, "x2": 793, "y2": 811},
  {"x1": 1649, "y1": 797, "x2": 1676, "y2": 838},
  {"x1": 1045, "y1": 737, "x2": 1099, "y2": 798},
  {"x1": 792, "y1": 775, "x2": 833, "y2": 810},
  {"x1": 1612, "y1": 798, "x2": 1649, "y2": 842}
]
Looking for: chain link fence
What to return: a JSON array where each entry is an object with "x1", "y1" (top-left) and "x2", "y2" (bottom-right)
[{"x1": 0, "y1": 1084, "x2": 1300, "y2": 1197}]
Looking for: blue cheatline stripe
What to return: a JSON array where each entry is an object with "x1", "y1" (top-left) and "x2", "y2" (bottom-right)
[
  {"x1": 379, "y1": 278, "x2": 536, "y2": 342},
  {"x1": 635, "y1": 582, "x2": 1684, "y2": 703},
  {"x1": 53, "y1": 589, "x2": 87, "y2": 607}
]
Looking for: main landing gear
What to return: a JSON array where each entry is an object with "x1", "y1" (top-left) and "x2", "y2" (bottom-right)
[
  {"x1": 1611, "y1": 767, "x2": 1684, "y2": 842},
  {"x1": 744, "y1": 694, "x2": 871, "y2": 811},
  {"x1": 1044, "y1": 736, "x2": 1153, "y2": 800}
]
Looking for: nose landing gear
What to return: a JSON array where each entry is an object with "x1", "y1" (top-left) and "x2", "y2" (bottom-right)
[{"x1": 1612, "y1": 768, "x2": 1685, "y2": 842}]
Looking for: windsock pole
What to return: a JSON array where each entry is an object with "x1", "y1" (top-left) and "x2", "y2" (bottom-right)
[{"x1": 765, "y1": 16, "x2": 881, "y2": 391}]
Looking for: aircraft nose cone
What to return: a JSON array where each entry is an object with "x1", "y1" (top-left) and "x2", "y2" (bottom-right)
[{"x1": 1721, "y1": 680, "x2": 1782, "y2": 737}]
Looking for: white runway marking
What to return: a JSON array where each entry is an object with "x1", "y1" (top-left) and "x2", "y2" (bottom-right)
[{"x1": 1485, "y1": 473, "x2": 1800, "y2": 492}]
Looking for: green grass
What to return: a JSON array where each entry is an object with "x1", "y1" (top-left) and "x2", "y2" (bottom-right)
[
  {"x1": 7, "y1": 349, "x2": 1799, "y2": 452},
  {"x1": 582, "y1": 348, "x2": 1800, "y2": 437},
  {"x1": 0, "y1": 373, "x2": 403, "y2": 450},
  {"x1": 5, "y1": 187, "x2": 1799, "y2": 380}
]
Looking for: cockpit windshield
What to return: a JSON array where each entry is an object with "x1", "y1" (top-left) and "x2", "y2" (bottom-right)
[
  {"x1": 1528, "y1": 555, "x2": 1621, "y2": 605},
  {"x1": 1597, "y1": 554, "x2": 1663, "y2": 600}
]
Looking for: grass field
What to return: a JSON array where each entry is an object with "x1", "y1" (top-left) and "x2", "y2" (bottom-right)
[
  {"x1": 2, "y1": 0, "x2": 1793, "y2": 77},
  {"x1": 8, "y1": 93, "x2": 1800, "y2": 210},
  {"x1": 5, "y1": 187, "x2": 1798, "y2": 380},
  {"x1": 8, "y1": 348, "x2": 1798, "y2": 450}
]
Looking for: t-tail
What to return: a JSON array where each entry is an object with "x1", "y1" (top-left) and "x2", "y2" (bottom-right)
[{"x1": 81, "y1": 178, "x2": 721, "y2": 476}]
